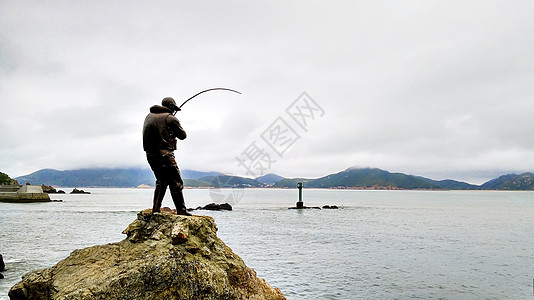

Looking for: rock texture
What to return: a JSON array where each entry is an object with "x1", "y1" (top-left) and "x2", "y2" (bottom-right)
[{"x1": 9, "y1": 211, "x2": 285, "y2": 300}]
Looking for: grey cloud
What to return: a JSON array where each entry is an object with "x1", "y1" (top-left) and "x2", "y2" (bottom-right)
[{"x1": 1, "y1": 1, "x2": 534, "y2": 184}]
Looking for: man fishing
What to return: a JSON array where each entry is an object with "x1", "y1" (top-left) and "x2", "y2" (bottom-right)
[
  {"x1": 142, "y1": 88, "x2": 240, "y2": 215},
  {"x1": 143, "y1": 97, "x2": 190, "y2": 215}
]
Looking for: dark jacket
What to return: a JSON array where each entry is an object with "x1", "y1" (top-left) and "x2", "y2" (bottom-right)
[{"x1": 143, "y1": 105, "x2": 187, "y2": 153}]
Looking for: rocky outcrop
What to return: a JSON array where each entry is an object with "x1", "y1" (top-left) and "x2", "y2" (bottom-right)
[
  {"x1": 192, "y1": 203, "x2": 233, "y2": 211},
  {"x1": 41, "y1": 184, "x2": 66, "y2": 194},
  {"x1": 9, "y1": 211, "x2": 285, "y2": 300},
  {"x1": 322, "y1": 205, "x2": 339, "y2": 209},
  {"x1": 70, "y1": 188, "x2": 90, "y2": 194}
]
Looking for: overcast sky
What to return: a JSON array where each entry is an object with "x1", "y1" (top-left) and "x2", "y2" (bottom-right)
[{"x1": 1, "y1": 1, "x2": 533, "y2": 184}]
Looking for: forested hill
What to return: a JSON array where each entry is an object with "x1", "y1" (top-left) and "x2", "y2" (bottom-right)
[
  {"x1": 274, "y1": 168, "x2": 498, "y2": 190},
  {"x1": 479, "y1": 173, "x2": 534, "y2": 190},
  {"x1": 274, "y1": 167, "x2": 478, "y2": 190},
  {"x1": 0, "y1": 172, "x2": 18, "y2": 185}
]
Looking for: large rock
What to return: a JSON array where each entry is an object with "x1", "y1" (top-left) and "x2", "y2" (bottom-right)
[{"x1": 9, "y1": 211, "x2": 285, "y2": 300}]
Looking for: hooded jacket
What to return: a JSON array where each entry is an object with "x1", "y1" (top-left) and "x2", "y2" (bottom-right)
[{"x1": 143, "y1": 105, "x2": 187, "y2": 153}]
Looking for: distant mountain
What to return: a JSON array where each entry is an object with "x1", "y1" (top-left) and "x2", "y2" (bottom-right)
[
  {"x1": 273, "y1": 177, "x2": 315, "y2": 188},
  {"x1": 275, "y1": 168, "x2": 534, "y2": 190},
  {"x1": 480, "y1": 173, "x2": 534, "y2": 190},
  {"x1": 181, "y1": 170, "x2": 223, "y2": 180},
  {"x1": 15, "y1": 168, "x2": 226, "y2": 188},
  {"x1": 198, "y1": 175, "x2": 263, "y2": 188},
  {"x1": 255, "y1": 173, "x2": 284, "y2": 185},
  {"x1": 12, "y1": 167, "x2": 534, "y2": 190},
  {"x1": 183, "y1": 179, "x2": 215, "y2": 188},
  {"x1": 15, "y1": 168, "x2": 155, "y2": 188},
  {"x1": 275, "y1": 168, "x2": 437, "y2": 189},
  {"x1": 417, "y1": 177, "x2": 479, "y2": 190}
]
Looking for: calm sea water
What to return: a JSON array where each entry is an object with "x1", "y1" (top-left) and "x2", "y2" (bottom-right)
[{"x1": 1, "y1": 188, "x2": 533, "y2": 299}]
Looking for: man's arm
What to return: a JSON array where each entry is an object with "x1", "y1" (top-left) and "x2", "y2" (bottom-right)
[{"x1": 167, "y1": 116, "x2": 187, "y2": 140}]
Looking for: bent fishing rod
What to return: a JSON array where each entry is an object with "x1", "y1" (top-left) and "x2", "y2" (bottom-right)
[{"x1": 173, "y1": 87, "x2": 241, "y2": 115}]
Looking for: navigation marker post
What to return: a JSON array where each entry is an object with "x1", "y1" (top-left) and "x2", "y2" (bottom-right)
[{"x1": 296, "y1": 182, "x2": 304, "y2": 209}]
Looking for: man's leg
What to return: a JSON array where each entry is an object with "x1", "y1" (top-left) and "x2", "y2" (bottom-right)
[
  {"x1": 171, "y1": 190, "x2": 191, "y2": 216},
  {"x1": 164, "y1": 153, "x2": 191, "y2": 216},
  {"x1": 170, "y1": 176, "x2": 191, "y2": 215},
  {"x1": 147, "y1": 153, "x2": 169, "y2": 214},
  {"x1": 152, "y1": 180, "x2": 167, "y2": 213}
]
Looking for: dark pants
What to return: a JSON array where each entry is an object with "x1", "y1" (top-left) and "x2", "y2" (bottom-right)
[{"x1": 146, "y1": 152, "x2": 186, "y2": 212}]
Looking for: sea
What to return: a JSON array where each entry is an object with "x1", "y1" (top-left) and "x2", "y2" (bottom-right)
[{"x1": 1, "y1": 188, "x2": 533, "y2": 299}]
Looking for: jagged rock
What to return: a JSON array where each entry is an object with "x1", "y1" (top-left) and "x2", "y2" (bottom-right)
[
  {"x1": 70, "y1": 188, "x2": 90, "y2": 194},
  {"x1": 41, "y1": 185, "x2": 66, "y2": 194},
  {"x1": 41, "y1": 184, "x2": 56, "y2": 193},
  {"x1": 193, "y1": 203, "x2": 233, "y2": 211},
  {"x1": 0, "y1": 254, "x2": 5, "y2": 271},
  {"x1": 9, "y1": 211, "x2": 285, "y2": 300}
]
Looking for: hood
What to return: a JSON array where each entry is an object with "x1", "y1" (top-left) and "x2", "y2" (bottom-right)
[{"x1": 149, "y1": 105, "x2": 172, "y2": 114}]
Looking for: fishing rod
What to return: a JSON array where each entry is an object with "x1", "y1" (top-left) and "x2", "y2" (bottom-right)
[{"x1": 173, "y1": 87, "x2": 241, "y2": 115}]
